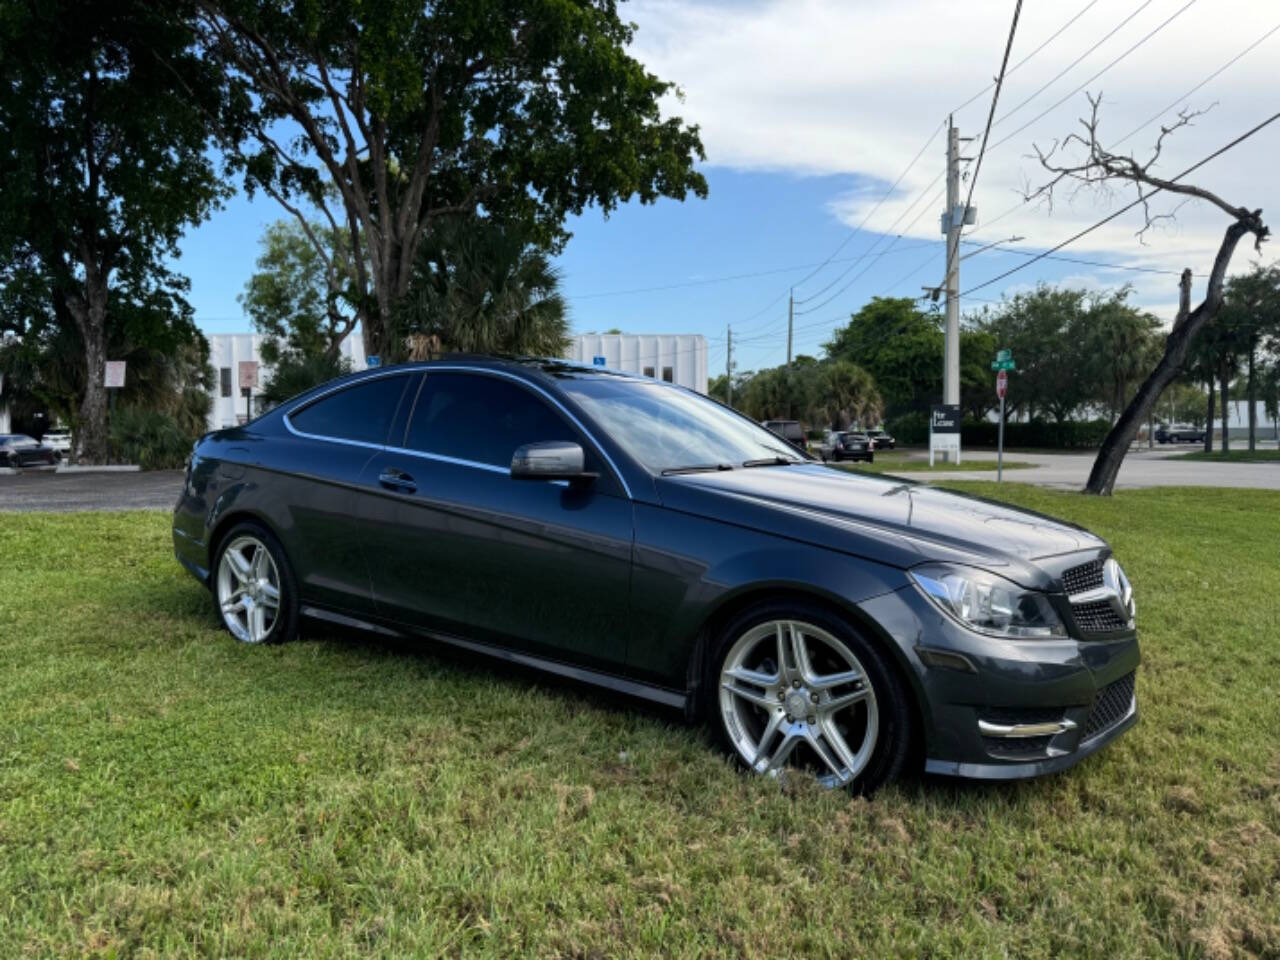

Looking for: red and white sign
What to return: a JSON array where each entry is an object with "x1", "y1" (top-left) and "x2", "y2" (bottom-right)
[
  {"x1": 238, "y1": 360, "x2": 260, "y2": 391},
  {"x1": 996, "y1": 369, "x2": 1008, "y2": 399},
  {"x1": 104, "y1": 361, "x2": 127, "y2": 389}
]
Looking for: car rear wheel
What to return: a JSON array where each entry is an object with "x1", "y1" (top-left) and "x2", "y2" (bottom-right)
[
  {"x1": 710, "y1": 601, "x2": 913, "y2": 794},
  {"x1": 213, "y1": 524, "x2": 298, "y2": 645}
]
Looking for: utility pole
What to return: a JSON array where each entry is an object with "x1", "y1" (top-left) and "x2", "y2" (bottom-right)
[
  {"x1": 941, "y1": 117, "x2": 975, "y2": 462},
  {"x1": 786, "y1": 289, "x2": 793, "y2": 365},
  {"x1": 726, "y1": 325, "x2": 733, "y2": 406},
  {"x1": 943, "y1": 118, "x2": 962, "y2": 409}
]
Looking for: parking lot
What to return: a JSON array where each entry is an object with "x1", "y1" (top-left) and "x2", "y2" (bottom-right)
[
  {"x1": 2, "y1": 446, "x2": 1279, "y2": 514},
  {"x1": 0, "y1": 469, "x2": 183, "y2": 512},
  {"x1": 919, "y1": 445, "x2": 1280, "y2": 490}
]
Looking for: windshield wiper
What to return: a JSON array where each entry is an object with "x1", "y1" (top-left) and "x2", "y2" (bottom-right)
[
  {"x1": 742, "y1": 456, "x2": 796, "y2": 468},
  {"x1": 661, "y1": 463, "x2": 735, "y2": 475}
]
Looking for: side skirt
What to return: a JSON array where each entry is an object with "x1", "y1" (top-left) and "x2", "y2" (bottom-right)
[{"x1": 300, "y1": 605, "x2": 688, "y2": 711}]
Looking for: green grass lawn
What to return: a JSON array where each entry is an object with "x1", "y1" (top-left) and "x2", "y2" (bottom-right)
[
  {"x1": 830, "y1": 450, "x2": 1033, "y2": 474},
  {"x1": 1168, "y1": 449, "x2": 1280, "y2": 463},
  {"x1": 2, "y1": 487, "x2": 1279, "y2": 958}
]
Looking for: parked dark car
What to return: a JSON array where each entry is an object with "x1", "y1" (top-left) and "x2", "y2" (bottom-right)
[
  {"x1": 761, "y1": 419, "x2": 809, "y2": 455},
  {"x1": 829, "y1": 431, "x2": 875, "y2": 463},
  {"x1": 0, "y1": 434, "x2": 59, "y2": 468},
  {"x1": 173, "y1": 358, "x2": 1139, "y2": 792},
  {"x1": 867, "y1": 429, "x2": 896, "y2": 450},
  {"x1": 1155, "y1": 423, "x2": 1206, "y2": 444}
]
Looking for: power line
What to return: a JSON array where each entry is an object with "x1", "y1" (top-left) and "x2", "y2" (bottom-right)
[
  {"x1": 794, "y1": 185, "x2": 947, "y2": 317},
  {"x1": 790, "y1": 133, "x2": 945, "y2": 302},
  {"x1": 959, "y1": 238, "x2": 1207, "y2": 277},
  {"x1": 963, "y1": 0, "x2": 1024, "y2": 233},
  {"x1": 962, "y1": 110, "x2": 1280, "y2": 298},
  {"x1": 948, "y1": 0, "x2": 1101, "y2": 116},
  {"x1": 991, "y1": 0, "x2": 1158, "y2": 129},
  {"x1": 966, "y1": 18, "x2": 1275, "y2": 240},
  {"x1": 988, "y1": 0, "x2": 1201, "y2": 153},
  {"x1": 1112, "y1": 21, "x2": 1280, "y2": 147},
  {"x1": 791, "y1": 175, "x2": 944, "y2": 313},
  {"x1": 566, "y1": 242, "x2": 941, "y2": 302}
]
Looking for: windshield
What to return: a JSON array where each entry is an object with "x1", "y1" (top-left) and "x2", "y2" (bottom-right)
[{"x1": 560, "y1": 379, "x2": 805, "y2": 473}]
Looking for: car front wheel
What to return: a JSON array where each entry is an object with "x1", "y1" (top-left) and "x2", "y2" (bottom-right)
[
  {"x1": 710, "y1": 602, "x2": 913, "y2": 793},
  {"x1": 213, "y1": 523, "x2": 299, "y2": 645}
]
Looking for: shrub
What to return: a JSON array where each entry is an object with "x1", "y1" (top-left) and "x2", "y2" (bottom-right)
[
  {"x1": 962, "y1": 417, "x2": 1111, "y2": 449},
  {"x1": 887, "y1": 411, "x2": 930, "y2": 445},
  {"x1": 109, "y1": 405, "x2": 193, "y2": 470},
  {"x1": 888, "y1": 412, "x2": 1112, "y2": 449}
]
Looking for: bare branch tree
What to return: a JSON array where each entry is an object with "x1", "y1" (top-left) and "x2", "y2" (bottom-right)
[{"x1": 1022, "y1": 93, "x2": 1269, "y2": 494}]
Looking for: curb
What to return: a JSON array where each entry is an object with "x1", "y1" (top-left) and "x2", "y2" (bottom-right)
[{"x1": 55, "y1": 464, "x2": 142, "y2": 473}]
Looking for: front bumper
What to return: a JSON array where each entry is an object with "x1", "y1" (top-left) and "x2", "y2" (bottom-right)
[{"x1": 858, "y1": 585, "x2": 1141, "y2": 781}]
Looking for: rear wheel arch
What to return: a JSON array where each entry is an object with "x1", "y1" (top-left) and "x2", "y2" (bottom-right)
[{"x1": 207, "y1": 509, "x2": 281, "y2": 576}]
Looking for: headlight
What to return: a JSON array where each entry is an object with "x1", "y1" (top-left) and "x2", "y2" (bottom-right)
[{"x1": 910, "y1": 564, "x2": 1066, "y2": 639}]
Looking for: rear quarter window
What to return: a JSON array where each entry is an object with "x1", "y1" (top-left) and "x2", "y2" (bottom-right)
[{"x1": 288, "y1": 374, "x2": 413, "y2": 446}]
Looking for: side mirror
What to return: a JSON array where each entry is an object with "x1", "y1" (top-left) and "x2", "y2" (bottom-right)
[{"x1": 510, "y1": 441, "x2": 598, "y2": 484}]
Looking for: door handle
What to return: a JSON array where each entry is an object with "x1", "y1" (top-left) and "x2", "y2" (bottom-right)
[{"x1": 378, "y1": 467, "x2": 417, "y2": 493}]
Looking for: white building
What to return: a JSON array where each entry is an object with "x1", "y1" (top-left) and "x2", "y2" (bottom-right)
[
  {"x1": 207, "y1": 332, "x2": 367, "y2": 430},
  {"x1": 565, "y1": 334, "x2": 708, "y2": 393}
]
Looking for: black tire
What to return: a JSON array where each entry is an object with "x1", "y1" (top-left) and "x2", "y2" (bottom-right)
[
  {"x1": 707, "y1": 599, "x2": 915, "y2": 795},
  {"x1": 211, "y1": 521, "x2": 300, "y2": 645}
]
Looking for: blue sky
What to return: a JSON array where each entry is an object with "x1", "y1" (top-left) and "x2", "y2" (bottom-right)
[{"x1": 180, "y1": 0, "x2": 1280, "y2": 376}]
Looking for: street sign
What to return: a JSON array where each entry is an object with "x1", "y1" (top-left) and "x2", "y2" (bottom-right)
[
  {"x1": 592, "y1": 355, "x2": 607, "y2": 366},
  {"x1": 104, "y1": 361, "x2": 127, "y2": 388},
  {"x1": 996, "y1": 370, "x2": 1008, "y2": 399},
  {"x1": 238, "y1": 360, "x2": 260, "y2": 391},
  {"x1": 367, "y1": 354, "x2": 381, "y2": 369},
  {"x1": 996, "y1": 348, "x2": 1012, "y2": 362},
  {"x1": 991, "y1": 359, "x2": 1016, "y2": 371}
]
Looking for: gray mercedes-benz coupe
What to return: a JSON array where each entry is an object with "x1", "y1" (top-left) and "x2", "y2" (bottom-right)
[{"x1": 173, "y1": 357, "x2": 1138, "y2": 792}]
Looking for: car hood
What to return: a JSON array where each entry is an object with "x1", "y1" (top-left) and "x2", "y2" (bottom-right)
[{"x1": 656, "y1": 464, "x2": 1104, "y2": 588}]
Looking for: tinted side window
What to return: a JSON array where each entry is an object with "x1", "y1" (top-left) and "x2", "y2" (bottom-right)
[
  {"x1": 404, "y1": 373, "x2": 580, "y2": 468},
  {"x1": 289, "y1": 374, "x2": 411, "y2": 445}
]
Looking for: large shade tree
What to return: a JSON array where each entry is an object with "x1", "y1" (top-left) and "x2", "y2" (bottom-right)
[
  {"x1": 195, "y1": 0, "x2": 708, "y2": 361},
  {"x1": 0, "y1": 0, "x2": 229, "y2": 462}
]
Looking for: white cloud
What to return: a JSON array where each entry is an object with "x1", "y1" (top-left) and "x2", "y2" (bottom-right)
[{"x1": 628, "y1": 0, "x2": 1280, "y2": 308}]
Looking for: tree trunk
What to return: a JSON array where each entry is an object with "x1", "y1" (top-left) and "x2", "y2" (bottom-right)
[
  {"x1": 1203, "y1": 378, "x2": 1215, "y2": 452},
  {"x1": 1086, "y1": 213, "x2": 1261, "y2": 494},
  {"x1": 1219, "y1": 367, "x2": 1230, "y2": 453},
  {"x1": 1247, "y1": 346, "x2": 1257, "y2": 451},
  {"x1": 69, "y1": 271, "x2": 110, "y2": 464}
]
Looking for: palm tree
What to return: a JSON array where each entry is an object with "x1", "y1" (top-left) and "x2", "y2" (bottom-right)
[
  {"x1": 398, "y1": 219, "x2": 569, "y2": 358},
  {"x1": 810, "y1": 361, "x2": 883, "y2": 429}
]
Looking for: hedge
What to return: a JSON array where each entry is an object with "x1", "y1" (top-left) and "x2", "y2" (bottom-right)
[{"x1": 887, "y1": 412, "x2": 1112, "y2": 449}]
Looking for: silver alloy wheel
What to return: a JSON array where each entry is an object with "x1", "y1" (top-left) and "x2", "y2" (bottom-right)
[
  {"x1": 719, "y1": 619, "x2": 878, "y2": 788},
  {"x1": 216, "y1": 535, "x2": 281, "y2": 644}
]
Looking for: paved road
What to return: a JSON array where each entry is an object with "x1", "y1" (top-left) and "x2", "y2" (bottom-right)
[
  {"x1": 1, "y1": 447, "x2": 1277, "y2": 512},
  {"x1": 913, "y1": 446, "x2": 1280, "y2": 490},
  {"x1": 0, "y1": 469, "x2": 184, "y2": 512}
]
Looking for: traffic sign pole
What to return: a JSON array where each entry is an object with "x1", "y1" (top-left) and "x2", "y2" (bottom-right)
[
  {"x1": 994, "y1": 357, "x2": 1010, "y2": 482},
  {"x1": 998, "y1": 394, "x2": 1005, "y2": 482}
]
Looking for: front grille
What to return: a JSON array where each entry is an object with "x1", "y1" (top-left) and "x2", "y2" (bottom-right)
[
  {"x1": 982, "y1": 735, "x2": 1052, "y2": 757},
  {"x1": 1083, "y1": 672, "x2": 1136, "y2": 740},
  {"x1": 1062, "y1": 558, "x2": 1104, "y2": 596},
  {"x1": 1072, "y1": 599, "x2": 1129, "y2": 633}
]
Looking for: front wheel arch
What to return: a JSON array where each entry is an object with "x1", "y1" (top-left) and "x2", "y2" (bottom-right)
[{"x1": 685, "y1": 587, "x2": 926, "y2": 754}]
